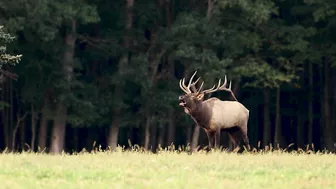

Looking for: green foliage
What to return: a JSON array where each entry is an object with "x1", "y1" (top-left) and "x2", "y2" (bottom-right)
[
  {"x1": 0, "y1": 25, "x2": 22, "y2": 110},
  {"x1": 0, "y1": 101, "x2": 10, "y2": 110},
  {"x1": 0, "y1": 0, "x2": 100, "y2": 41},
  {"x1": 218, "y1": 0, "x2": 278, "y2": 25},
  {"x1": 167, "y1": 0, "x2": 305, "y2": 89},
  {"x1": 233, "y1": 59, "x2": 297, "y2": 88},
  {"x1": 304, "y1": 0, "x2": 336, "y2": 22},
  {"x1": 1, "y1": 0, "x2": 336, "y2": 144},
  {"x1": 0, "y1": 25, "x2": 21, "y2": 69},
  {"x1": 0, "y1": 0, "x2": 100, "y2": 128}
]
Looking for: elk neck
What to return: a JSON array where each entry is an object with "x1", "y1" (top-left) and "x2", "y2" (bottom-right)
[{"x1": 189, "y1": 101, "x2": 212, "y2": 130}]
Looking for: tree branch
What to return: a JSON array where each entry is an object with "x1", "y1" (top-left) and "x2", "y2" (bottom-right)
[
  {"x1": 12, "y1": 112, "x2": 28, "y2": 151},
  {"x1": 0, "y1": 69, "x2": 18, "y2": 81}
]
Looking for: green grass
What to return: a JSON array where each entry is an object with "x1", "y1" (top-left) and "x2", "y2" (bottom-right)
[{"x1": 0, "y1": 148, "x2": 335, "y2": 189}]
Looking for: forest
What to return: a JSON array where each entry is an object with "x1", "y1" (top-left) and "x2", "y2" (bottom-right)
[{"x1": 0, "y1": 0, "x2": 335, "y2": 154}]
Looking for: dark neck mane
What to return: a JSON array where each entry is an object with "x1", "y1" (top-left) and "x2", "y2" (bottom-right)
[{"x1": 189, "y1": 102, "x2": 212, "y2": 129}]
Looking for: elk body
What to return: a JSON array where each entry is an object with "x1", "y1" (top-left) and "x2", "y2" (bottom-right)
[{"x1": 178, "y1": 71, "x2": 250, "y2": 151}]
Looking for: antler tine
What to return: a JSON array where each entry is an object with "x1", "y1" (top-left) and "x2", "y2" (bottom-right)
[
  {"x1": 201, "y1": 78, "x2": 222, "y2": 94},
  {"x1": 201, "y1": 83, "x2": 217, "y2": 94},
  {"x1": 179, "y1": 71, "x2": 202, "y2": 94},
  {"x1": 217, "y1": 75, "x2": 231, "y2": 91},
  {"x1": 181, "y1": 78, "x2": 189, "y2": 92},
  {"x1": 190, "y1": 77, "x2": 201, "y2": 93},
  {"x1": 218, "y1": 75, "x2": 237, "y2": 101},
  {"x1": 190, "y1": 77, "x2": 201, "y2": 87},
  {"x1": 186, "y1": 71, "x2": 205, "y2": 93},
  {"x1": 181, "y1": 78, "x2": 188, "y2": 90},
  {"x1": 223, "y1": 75, "x2": 233, "y2": 92},
  {"x1": 206, "y1": 75, "x2": 229, "y2": 93},
  {"x1": 200, "y1": 75, "x2": 238, "y2": 101},
  {"x1": 187, "y1": 71, "x2": 198, "y2": 88},
  {"x1": 195, "y1": 81, "x2": 204, "y2": 94},
  {"x1": 179, "y1": 78, "x2": 190, "y2": 94},
  {"x1": 182, "y1": 72, "x2": 196, "y2": 90}
]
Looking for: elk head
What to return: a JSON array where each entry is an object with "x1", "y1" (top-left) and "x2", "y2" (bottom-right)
[{"x1": 178, "y1": 71, "x2": 237, "y2": 114}]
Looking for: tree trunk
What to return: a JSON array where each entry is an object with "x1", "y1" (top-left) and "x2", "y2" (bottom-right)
[
  {"x1": 308, "y1": 61, "x2": 313, "y2": 145},
  {"x1": 150, "y1": 122, "x2": 157, "y2": 152},
  {"x1": 1, "y1": 82, "x2": 9, "y2": 149},
  {"x1": 319, "y1": 63, "x2": 324, "y2": 148},
  {"x1": 3, "y1": 82, "x2": 10, "y2": 149},
  {"x1": 273, "y1": 87, "x2": 281, "y2": 149},
  {"x1": 206, "y1": 0, "x2": 214, "y2": 18},
  {"x1": 297, "y1": 108, "x2": 304, "y2": 149},
  {"x1": 73, "y1": 128, "x2": 79, "y2": 152},
  {"x1": 85, "y1": 128, "x2": 95, "y2": 152},
  {"x1": 333, "y1": 68, "x2": 336, "y2": 146},
  {"x1": 20, "y1": 119, "x2": 25, "y2": 151},
  {"x1": 263, "y1": 88, "x2": 271, "y2": 148},
  {"x1": 107, "y1": 0, "x2": 134, "y2": 150},
  {"x1": 50, "y1": 20, "x2": 76, "y2": 154},
  {"x1": 163, "y1": 0, "x2": 175, "y2": 150},
  {"x1": 12, "y1": 112, "x2": 27, "y2": 151},
  {"x1": 165, "y1": 0, "x2": 172, "y2": 26},
  {"x1": 107, "y1": 120, "x2": 120, "y2": 150},
  {"x1": 191, "y1": 124, "x2": 200, "y2": 152},
  {"x1": 144, "y1": 114, "x2": 151, "y2": 150},
  {"x1": 38, "y1": 112, "x2": 48, "y2": 151},
  {"x1": 186, "y1": 125, "x2": 192, "y2": 146},
  {"x1": 0, "y1": 83, "x2": 3, "y2": 148},
  {"x1": 30, "y1": 105, "x2": 36, "y2": 152},
  {"x1": 255, "y1": 104, "x2": 260, "y2": 147},
  {"x1": 50, "y1": 104, "x2": 67, "y2": 154},
  {"x1": 166, "y1": 109, "x2": 175, "y2": 147},
  {"x1": 9, "y1": 79, "x2": 13, "y2": 151},
  {"x1": 157, "y1": 124, "x2": 165, "y2": 149},
  {"x1": 165, "y1": 57, "x2": 175, "y2": 146},
  {"x1": 323, "y1": 59, "x2": 333, "y2": 151},
  {"x1": 38, "y1": 94, "x2": 50, "y2": 151}
]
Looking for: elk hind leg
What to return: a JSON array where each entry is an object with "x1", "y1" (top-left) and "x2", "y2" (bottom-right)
[
  {"x1": 240, "y1": 126, "x2": 250, "y2": 151},
  {"x1": 227, "y1": 127, "x2": 241, "y2": 152}
]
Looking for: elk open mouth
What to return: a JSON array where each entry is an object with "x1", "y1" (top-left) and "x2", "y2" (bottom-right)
[{"x1": 179, "y1": 100, "x2": 186, "y2": 107}]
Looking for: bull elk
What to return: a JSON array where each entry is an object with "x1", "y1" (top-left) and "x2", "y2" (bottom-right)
[{"x1": 178, "y1": 71, "x2": 250, "y2": 151}]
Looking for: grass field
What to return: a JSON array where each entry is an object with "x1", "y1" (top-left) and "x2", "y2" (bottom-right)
[{"x1": 0, "y1": 148, "x2": 335, "y2": 189}]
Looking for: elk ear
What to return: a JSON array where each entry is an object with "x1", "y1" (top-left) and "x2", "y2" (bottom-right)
[{"x1": 196, "y1": 93, "x2": 204, "y2": 100}]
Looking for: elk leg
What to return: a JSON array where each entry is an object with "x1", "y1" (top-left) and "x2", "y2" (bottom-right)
[
  {"x1": 240, "y1": 127, "x2": 250, "y2": 151},
  {"x1": 228, "y1": 128, "x2": 241, "y2": 151},
  {"x1": 214, "y1": 129, "x2": 221, "y2": 149},
  {"x1": 227, "y1": 132, "x2": 238, "y2": 150},
  {"x1": 205, "y1": 131, "x2": 214, "y2": 150}
]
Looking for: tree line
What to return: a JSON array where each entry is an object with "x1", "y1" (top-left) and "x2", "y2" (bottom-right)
[{"x1": 0, "y1": 0, "x2": 335, "y2": 154}]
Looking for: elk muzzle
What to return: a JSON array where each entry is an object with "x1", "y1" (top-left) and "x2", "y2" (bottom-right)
[{"x1": 179, "y1": 95, "x2": 186, "y2": 107}]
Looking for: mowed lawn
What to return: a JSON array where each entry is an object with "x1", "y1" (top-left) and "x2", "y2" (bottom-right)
[{"x1": 0, "y1": 150, "x2": 335, "y2": 189}]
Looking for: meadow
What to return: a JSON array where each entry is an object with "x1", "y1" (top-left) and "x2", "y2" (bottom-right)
[{"x1": 0, "y1": 147, "x2": 335, "y2": 189}]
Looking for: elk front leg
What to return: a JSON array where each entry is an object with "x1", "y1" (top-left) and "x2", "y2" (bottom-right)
[
  {"x1": 214, "y1": 129, "x2": 221, "y2": 149},
  {"x1": 205, "y1": 131, "x2": 214, "y2": 150}
]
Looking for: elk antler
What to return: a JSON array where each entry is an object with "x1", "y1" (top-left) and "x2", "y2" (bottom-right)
[
  {"x1": 179, "y1": 71, "x2": 201, "y2": 94},
  {"x1": 200, "y1": 75, "x2": 238, "y2": 101},
  {"x1": 179, "y1": 72, "x2": 237, "y2": 101}
]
